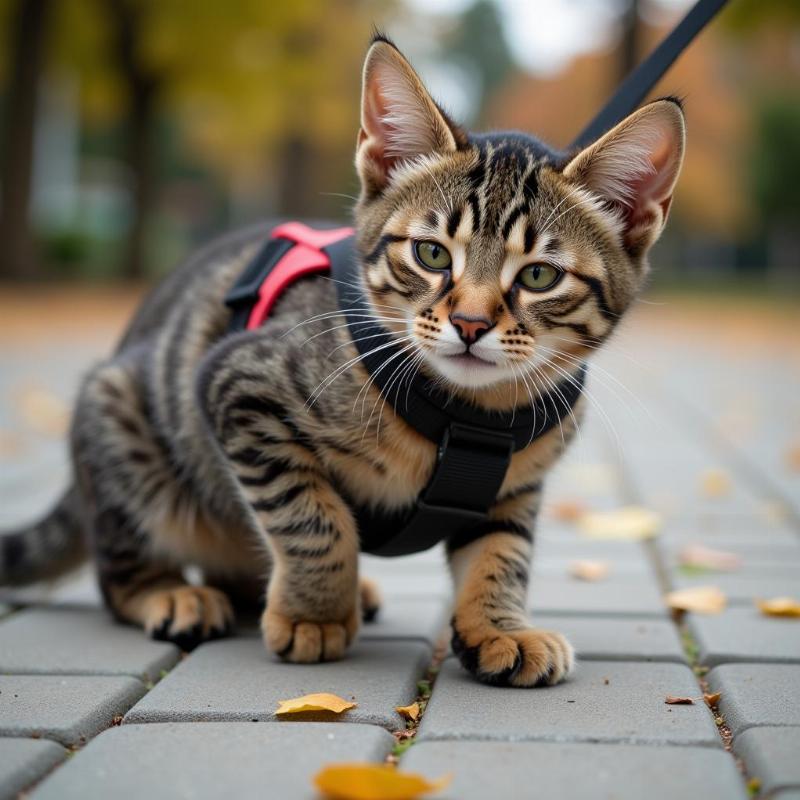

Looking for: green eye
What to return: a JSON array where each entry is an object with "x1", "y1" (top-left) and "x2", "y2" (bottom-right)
[
  {"x1": 414, "y1": 240, "x2": 452, "y2": 271},
  {"x1": 517, "y1": 263, "x2": 562, "y2": 291}
]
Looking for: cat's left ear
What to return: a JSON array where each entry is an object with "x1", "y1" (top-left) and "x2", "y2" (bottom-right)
[
  {"x1": 357, "y1": 36, "x2": 464, "y2": 196},
  {"x1": 563, "y1": 99, "x2": 685, "y2": 254}
]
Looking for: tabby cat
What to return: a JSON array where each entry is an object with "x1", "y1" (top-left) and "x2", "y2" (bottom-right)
[{"x1": 0, "y1": 36, "x2": 684, "y2": 687}]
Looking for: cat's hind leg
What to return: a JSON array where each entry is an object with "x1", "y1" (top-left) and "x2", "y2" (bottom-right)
[{"x1": 73, "y1": 359, "x2": 234, "y2": 649}]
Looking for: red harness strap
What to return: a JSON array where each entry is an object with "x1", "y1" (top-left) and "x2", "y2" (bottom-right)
[{"x1": 244, "y1": 222, "x2": 354, "y2": 330}]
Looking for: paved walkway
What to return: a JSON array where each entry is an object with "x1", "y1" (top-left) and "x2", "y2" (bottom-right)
[{"x1": 0, "y1": 293, "x2": 798, "y2": 799}]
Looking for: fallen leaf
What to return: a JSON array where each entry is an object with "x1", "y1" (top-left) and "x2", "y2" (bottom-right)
[
  {"x1": 14, "y1": 387, "x2": 69, "y2": 437},
  {"x1": 578, "y1": 506, "x2": 661, "y2": 540},
  {"x1": 665, "y1": 695, "x2": 694, "y2": 705},
  {"x1": 699, "y1": 469, "x2": 731, "y2": 498},
  {"x1": 314, "y1": 763, "x2": 451, "y2": 800},
  {"x1": 549, "y1": 500, "x2": 587, "y2": 523},
  {"x1": 678, "y1": 544, "x2": 742, "y2": 572},
  {"x1": 275, "y1": 693, "x2": 356, "y2": 716},
  {"x1": 665, "y1": 586, "x2": 727, "y2": 615},
  {"x1": 785, "y1": 444, "x2": 800, "y2": 473},
  {"x1": 755, "y1": 597, "x2": 800, "y2": 618},
  {"x1": 569, "y1": 560, "x2": 610, "y2": 581},
  {"x1": 704, "y1": 692, "x2": 722, "y2": 707},
  {"x1": 395, "y1": 702, "x2": 420, "y2": 722}
]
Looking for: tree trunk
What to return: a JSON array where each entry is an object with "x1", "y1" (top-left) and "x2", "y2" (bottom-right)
[
  {"x1": 0, "y1": 0, "x2": 52, "y2": 280},
  {"x1": 108, "y1": 0, "x2": 158, "y2": 280}
]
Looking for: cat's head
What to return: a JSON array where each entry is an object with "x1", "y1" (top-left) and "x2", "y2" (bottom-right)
[{"x1": 353, "y1": 36, "x2": 684, "y2": 400}]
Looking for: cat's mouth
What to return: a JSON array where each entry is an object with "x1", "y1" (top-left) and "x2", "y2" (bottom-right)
[{"x1": 443, "y1": 352, "x2": 495, "y2": 368}]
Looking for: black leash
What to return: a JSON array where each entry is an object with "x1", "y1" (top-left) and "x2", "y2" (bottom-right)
[{"x1": 571, "y1": 0, "x2": 730, "y2": 150}]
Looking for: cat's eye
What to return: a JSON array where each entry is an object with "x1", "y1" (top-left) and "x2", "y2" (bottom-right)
[
  {"x1": 517, "y1": 263, "x2": 562, "y2": 292},
  {"x1": 413, "y1": 240, "x2": 452, "y2": 271}
]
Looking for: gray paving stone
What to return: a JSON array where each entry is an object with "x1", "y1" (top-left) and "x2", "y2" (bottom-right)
[
  {"x1": 707, "y1": 664, "x2": 800, "y2": 737},
  {"x1": 689, "y1": 608, "x2": 800, "y2": 666},
  {"x1": 0, "y1": 675, "x2": 146, "y2": 746},
  {"x1": 32, "y1": 722, "x2": 393, "y2": 800},
  {"x1": 364, "y1": 570, "x2": 451, "y2": 599},
  {"x1": 360, "y1": 597, "x2": 449, "y2": 646},
  {"x1": 418, "y1": 659, "x2": 720, "y2": 746},
  {"x1": 402, "y1": 740, "x2": 747, "y2": 800},
  {"x1": 0, "y1": 607, "x2": 180, "y2": 681},
  {"x1": 0, "y1": 738, "x2": 66, "y2": 800},
  {"x1": 659, "y1": 537, "x2": 800, "y2": 567},
  {"x1": 0, "y1": 565, "x2": 102, "y2": 607},
  {"x1": 529, "y1": 576, "x2": 667, "y2": 617},
  {"x1": 773, "y1": 791, "x2": 800, "y2": 800},
  {"x1": 673, "y1": 573, "x2": 800, "y2": 603},
  {"x1": 533, "y1": 556, "x2": 652, "y2": 577},
  {"x1": 125, "y1": 638, "x2": 429, "y2": 729},
  {"x1": 534, "y1": 535, "x2": 652, "y2": 563},
  {"x1": 734, "y1": 726, "x2": 800, "y2": 797},
  {"x1": 533, "y1": 615, "x2": 685, "y2": 663}
]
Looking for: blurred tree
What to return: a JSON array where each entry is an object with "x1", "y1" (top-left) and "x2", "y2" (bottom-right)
[
  {"x1": 0, "y1": 0, "x2": 53, "y2": 280},
  {"x1": 750, "y1": 95, "x2": 800, "y2": 268},
  {"x1": 447, "y1": 0, "x2": 513, "y2": 124}
]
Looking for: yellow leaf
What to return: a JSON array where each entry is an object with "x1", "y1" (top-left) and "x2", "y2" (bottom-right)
[
  {"x1": 275, "y1": 693, "x2": 356, "y2": 716},
  {"x1": 314, "y1": 763, "x2": 451, "y2": 800},
  {"x1": 755, "y1": 597, "x2": 800, "y2": 618},
  {"x1": 578, "y1": 506, "x2": 661, "y2": 540},
  {"x1": 665, "y1": 586, "x2": 727, "y2": 615},
  {"x1": 395, "y1": 702, "x2": 420, "y2": 721},
  {"x1": 699, "y1": 469, "x2": 731, "y2": 498},
  {"x1": 569, "y1": 560, "x2": 610, "y2": 581},
  {"x1": 678, "y1": 544, "x2": 742, "y2": 572}
]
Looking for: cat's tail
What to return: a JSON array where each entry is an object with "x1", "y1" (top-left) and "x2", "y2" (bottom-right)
[{"x1": 0, "y1": 488, "x2": 87, "y2": 586}]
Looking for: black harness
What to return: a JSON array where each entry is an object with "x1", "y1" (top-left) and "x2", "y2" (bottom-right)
[{"x1": 226, "y1": 230, "x2": 584, "y2": 556}]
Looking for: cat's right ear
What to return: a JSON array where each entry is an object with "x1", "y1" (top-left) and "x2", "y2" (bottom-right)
[{"x1": 357, "y1": 36, "x2": 463, "y2": 196}]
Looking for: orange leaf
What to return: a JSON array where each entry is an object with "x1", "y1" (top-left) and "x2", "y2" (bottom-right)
[
  {"x1": 275, "y1": 693, "x2": 356, "y2": 716},
  {"x1": 755, "y1": 597, "x2": 800, "y2": 618},
  {"x1": 704, "y1": 692, "x2": 722, "y2": 707},
  {"x1": 314, "y1": 763, "x2": 451, "y2": 800},
  {"x1": 665, "y1": 586, "x2": 726, "y2": 614},
  {"x1": 395, "y1": 702, "x2": 420, "y2": 721},
  {"x1": 785, "y1": 444, "x2": 800, "y2": 473},
  {"x1": 549, "y1": 500, "x2": 587, "y2": 523},
  {"x1": 569, "y1": 560, "x2": 610, "y2": 581},
  {"x1": 665, "y1": 695, "x2": 695, "y2": 705}
]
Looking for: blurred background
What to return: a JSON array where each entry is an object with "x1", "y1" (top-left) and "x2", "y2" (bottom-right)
[{"x1": 0, "y1": 0, "x2": 798, "y2": 291}]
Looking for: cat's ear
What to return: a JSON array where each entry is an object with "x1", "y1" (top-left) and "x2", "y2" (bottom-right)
[
  {"x1": 563, "y1": 99, "x2": 685, "y2": 254},
  {"x1": 357, "y1": 36, "x2": 464, "y2": 195}
]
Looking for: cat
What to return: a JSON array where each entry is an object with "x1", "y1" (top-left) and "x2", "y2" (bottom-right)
[{"x1": 0, "y1": 35, "x2": 684, "y2": 687}]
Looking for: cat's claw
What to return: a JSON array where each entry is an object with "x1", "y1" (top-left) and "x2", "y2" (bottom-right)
[
  {"x1": 262, "y1": 608, "x2": 359, "y2": 663},
  {"x1": 452, "y1": 621, "x2": 574, "y2": 687}
]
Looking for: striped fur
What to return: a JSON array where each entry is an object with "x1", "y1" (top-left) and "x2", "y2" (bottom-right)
[{"x1": 0, "y1": 37, "x2": 684, "y2": 683}]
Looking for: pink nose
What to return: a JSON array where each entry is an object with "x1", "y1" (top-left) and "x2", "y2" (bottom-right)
[{"x1": 450, "y1": 313, "x2": 492, "y2": 345}]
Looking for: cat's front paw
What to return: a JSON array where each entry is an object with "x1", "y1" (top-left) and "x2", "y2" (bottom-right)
[
  {"x1": 452, "y1": 617, "x2": 574, "y2": 687},
  {"x1": 262, "y1": 607, "x2": 359, "y2": 663}
]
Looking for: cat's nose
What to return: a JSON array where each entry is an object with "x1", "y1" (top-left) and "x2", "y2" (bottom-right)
[{"x1": 450, "y1": 313, "x2": 493, "y2": 346}]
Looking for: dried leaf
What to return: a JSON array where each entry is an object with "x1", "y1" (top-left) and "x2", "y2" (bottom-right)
[
  {"x1": 678, "y1": 544, "x2": 742, "y2": 572},
  {"x1": 569, "y1": 560, "x2": 610, "y2": 581},
  {"x1": 755, "y1": 597, "x2": 800, "y2": 618},
  {"x1": 578, "y1": 506, "x2": 661, "y2": 540},
  {"x1": 395, "y1": 702, "x2": 420, "y2": 722},
  {"x1": 785, "y1": 444, "x2": 800, "y2": 473},
  {"x1": 704, "y1": 692, "x2": 722, "y2": 707},
  {"x1": 699, "y1": 469, "x2": 731, "y2": 498},
  {"x1": 15, "y1": 387, "x2": 69, "y2": 437},
  {"x1": 665, "y1": 586, "x2": 727, "y2": 615},
  {"x1": 549, "y1": 500, "x2": 587, "y2": 523},
  {"x1": 665, "y1": 695, "x2": 695, "y2": 705},
  {"x1": 275, "y1": 692, "x2": 356, "y2": 716},
  {"x1": 314, "y1": 763, "x2": 451, "y2": 800}
]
